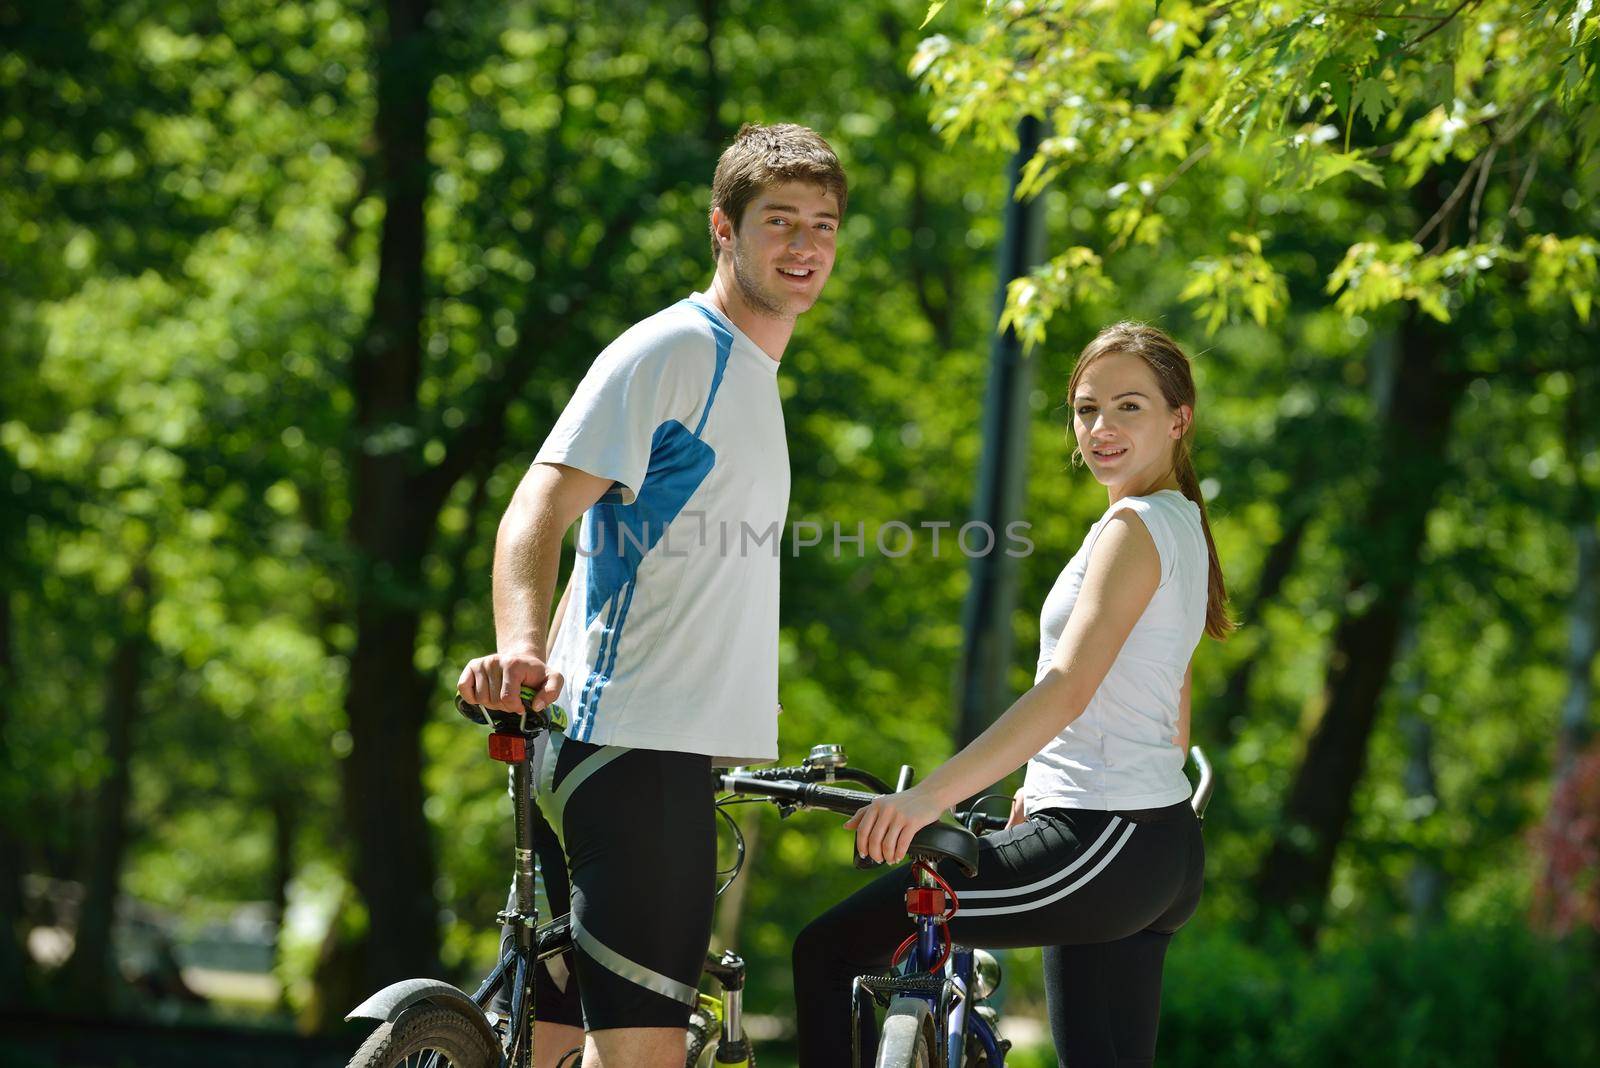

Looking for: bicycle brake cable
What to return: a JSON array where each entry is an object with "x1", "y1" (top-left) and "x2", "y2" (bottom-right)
[{"x1": 713, "y1": 800, "x2": 747, "y2": 897}]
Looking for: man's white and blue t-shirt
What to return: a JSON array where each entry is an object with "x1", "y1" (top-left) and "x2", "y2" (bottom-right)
[{"x1": 535, "y1": 292, "x2": 787, "y2": 765}]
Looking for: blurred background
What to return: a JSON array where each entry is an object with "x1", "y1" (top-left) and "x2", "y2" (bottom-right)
[{"x1": 3, "y1": 1, "x2": 1598, "y2": 1065}]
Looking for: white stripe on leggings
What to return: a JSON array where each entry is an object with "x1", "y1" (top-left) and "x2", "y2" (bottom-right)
[
  {"x1": 957, "y1": 817, "x2": 1125, "y2": 900},
  {"x1": 958, "y1": 822, "x2": 1137, "y2": 917}
]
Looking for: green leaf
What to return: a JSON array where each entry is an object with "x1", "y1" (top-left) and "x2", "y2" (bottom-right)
[
  {"x1": 1573, "y1": 0, "x2": 1595, "y2": 45},
  {"x1": 1353, "y1": 77, "x2": 1395, "y2": 128},
  {"x1": 1423, "y1": 62, "x2": 1454, "y2": 110},
  {"x1": 909, "y1": 34, "x2": 950, "y2": 79},
  {"x1": 1177, "y1": 271, "x2": 1213, "y2": 302},
  {"x1": 921, "y1": 1, "x2": 946, "y2": 29},
  {"x1": 1239, "y1": 96, "x2": 1265, "y2": 144},
  {"x1": 1310, "y1": 56, "x2": 1350, "y2": 115},
  {"x1": 1309, "y1": 150, "x2": 1386, "y2": 189}
]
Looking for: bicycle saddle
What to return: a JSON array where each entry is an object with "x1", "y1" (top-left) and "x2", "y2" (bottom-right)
[{"x1": 907, "y1": 821, "x2": 980, "y2": 878}]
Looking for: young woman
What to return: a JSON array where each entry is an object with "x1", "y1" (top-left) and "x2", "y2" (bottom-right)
[{"x1": 792, "y1": 322, "x2": 1233, "y2": 1068}]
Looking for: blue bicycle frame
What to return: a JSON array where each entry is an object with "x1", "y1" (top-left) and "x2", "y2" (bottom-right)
[{"x1": 850, "y1": 862, "x2": 1005, "y2": 1067}]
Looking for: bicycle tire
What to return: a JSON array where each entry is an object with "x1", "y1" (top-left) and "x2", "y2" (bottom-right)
[
  {"x1": 346, "y1": 1003, "x2": 499, "y2": 1068},
  {"x1": 686, "y1": 1003, "x2": 717, "y2": 1067},
  {"x1": 875, "y1": 997, "x2": 937, "y2": 1068}
]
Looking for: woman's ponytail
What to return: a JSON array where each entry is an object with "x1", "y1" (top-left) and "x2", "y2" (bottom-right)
[{"x1": 1173, "y1": 434, "x2": 1234, "y2": 640}]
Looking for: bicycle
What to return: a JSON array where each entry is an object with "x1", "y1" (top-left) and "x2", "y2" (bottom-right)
[
  {"x1": 343, "y1": 690, "x2": 776, "y2": 1068},
  {"x1": 719, "y1": 749, "x2": 1214, "y2": 1068},
  {"x1": 343, "y1": 688, "x2": 1214, "y2": 1068},
  {"x1": 341, "y1": 686, "x2": 994, "y2": 1068}
]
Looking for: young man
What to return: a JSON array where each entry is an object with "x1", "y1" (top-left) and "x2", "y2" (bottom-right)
[{"x1": 457, "y1": 123, "x2": 846, "y2": 1068}]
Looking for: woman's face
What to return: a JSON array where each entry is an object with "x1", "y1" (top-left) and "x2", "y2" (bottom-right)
[{"x1": 1071, "y1": 352, "x2": 1190, "y2": 497}]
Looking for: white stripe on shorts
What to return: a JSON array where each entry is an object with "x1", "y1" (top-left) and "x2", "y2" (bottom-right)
[
  {"x1": 958, "y1": 821, "x2": 1137, "y2": 917},
  {"x1": 958, "y1": 816, "x2": 1125, "y2": 900}
]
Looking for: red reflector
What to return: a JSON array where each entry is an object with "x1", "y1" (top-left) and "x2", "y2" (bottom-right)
[
  {"x1": 488, "y1": 734, "x2": 527, "y2": 763},
  {"x1": 905, "y1": 887, "x2": 946, "y2": 916}
]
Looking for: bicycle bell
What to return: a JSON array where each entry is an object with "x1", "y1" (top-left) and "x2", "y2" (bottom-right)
[{"x1": 804, "y1": 744, "x2": 847, "y2": 774}]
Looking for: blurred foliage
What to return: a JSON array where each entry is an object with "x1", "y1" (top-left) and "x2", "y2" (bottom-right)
[
  {"x1": 1, "y1": 0, "x2": 1597, "y2": 1061},
  {"x1": 918, "y1": 0, "x2": 1600, "y2": 333},
  {"x1": 1156, "y1": 920, "x2": 1600, "y2": 1068}
]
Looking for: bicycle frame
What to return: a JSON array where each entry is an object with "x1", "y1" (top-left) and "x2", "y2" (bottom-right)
[
  {"x1": 472, "y1": 748, "x2": 542, "y2": 1068},
  {"x1": 849, "y1": 861, "x2": 1004, "y2": 1068}
]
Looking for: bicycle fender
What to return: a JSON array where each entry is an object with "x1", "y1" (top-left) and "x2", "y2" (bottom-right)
[
  {"x1": 878, "y1": 996, "x2": 937, "y2": 1067},
  {"x1": 345, "y1": 977, "x2": 498, "y2": 1049}
]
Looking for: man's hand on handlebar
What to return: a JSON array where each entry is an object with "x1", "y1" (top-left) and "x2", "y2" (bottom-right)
[
  {"x1": 457, "y1": 648, "x2": 563, "y2": 715},
  {"x1": 844, "y1": 782, "x2": 947, "y2": 865}
]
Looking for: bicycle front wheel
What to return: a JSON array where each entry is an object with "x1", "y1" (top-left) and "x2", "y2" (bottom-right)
[
  {"x1": 875, "y1": 997, "x2": 936, "y2": 1068},
  {"x1": 346, "y1": 1003, "x2": 499, "y2": 1068}
]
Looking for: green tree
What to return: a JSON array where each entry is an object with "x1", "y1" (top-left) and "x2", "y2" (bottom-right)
[{"x1": 917, "y1": 0, "x2": 1600, "y2": 938}]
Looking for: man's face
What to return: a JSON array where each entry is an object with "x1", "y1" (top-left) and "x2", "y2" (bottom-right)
[{"x1": 717, "y1": 180, "x2": 840, "y2": 319}]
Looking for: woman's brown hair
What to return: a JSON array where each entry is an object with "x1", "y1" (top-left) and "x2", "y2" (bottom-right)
[{"x1": 1069, "y1": 322, "x2": 1234, "y2": 640}]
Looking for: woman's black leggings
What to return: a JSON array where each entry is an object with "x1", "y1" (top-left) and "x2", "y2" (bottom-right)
[{"x1": 792, "y1": 801, "x2": 1203, "y2": 1068}]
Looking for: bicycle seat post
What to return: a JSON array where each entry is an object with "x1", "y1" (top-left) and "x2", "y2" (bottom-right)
[
  {"x1": 509, "y1": 758, "x2": 539, "y2": 946},
  {"x1": 906, "y1": 863, "x2": 945, "y2": 974}
]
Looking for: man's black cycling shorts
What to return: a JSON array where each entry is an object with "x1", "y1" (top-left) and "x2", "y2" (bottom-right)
[{"x1": 527, "y1": 731, "x2": 716, "y2": 1032}]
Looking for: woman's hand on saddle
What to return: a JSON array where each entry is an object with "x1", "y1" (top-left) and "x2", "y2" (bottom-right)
[{"x1": 844, "y1": 784, "x2": 947, "y2": 865}]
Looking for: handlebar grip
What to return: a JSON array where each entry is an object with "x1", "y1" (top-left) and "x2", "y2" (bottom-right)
[
  {"x1": 717, "y1": 774, "x2": 875, "y2": 815},
  {"x1": 957, "y1": 811, "x2": 1010, "y2": 833},
  {"x1": 797, "y1": 783, "x2": 875, "y2": 814},
  {"x1": 742, "y1": 765, "x2": 814, "y2": 782}
]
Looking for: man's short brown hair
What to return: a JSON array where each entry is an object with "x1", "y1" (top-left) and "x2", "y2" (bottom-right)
[{"x1": 709, "y1": 123, "x2": 847, "y2": 261}]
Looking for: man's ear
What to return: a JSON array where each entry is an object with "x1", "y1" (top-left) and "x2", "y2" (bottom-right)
[{"x1": 710, "y1": 206, "x2": 734, "y2": 251}]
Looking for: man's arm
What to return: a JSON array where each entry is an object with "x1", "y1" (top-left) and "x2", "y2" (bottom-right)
[{"x1": 457, "y1": 462, "x2": 611, "y2": 713}]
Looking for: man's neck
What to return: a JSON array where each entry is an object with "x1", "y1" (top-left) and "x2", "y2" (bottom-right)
[{"x1": 705, "y1": 270, "x2": 793, "y2": 363}]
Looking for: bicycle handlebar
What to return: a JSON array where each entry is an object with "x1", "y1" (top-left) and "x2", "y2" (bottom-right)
[
  {"x1": 718, "y1": 772, "x2": 877, "y2": 815},
  {"x1": 961, "y1": 811, "x2": 1011, "y2": 833},
  {"x1": 1189, "y1": 745, "x2": 1214, "y2": 820},
  {"x1": 719, "y1": 771, "x2": 1013, "y2": 834},
  {"x1": 732, "y1": 763, "x2": 896, "y2": 794}
]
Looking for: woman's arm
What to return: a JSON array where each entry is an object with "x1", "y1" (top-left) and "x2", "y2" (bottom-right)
[{"x1": 849, "y1": 510, "x2": 1162, "y2": 863}]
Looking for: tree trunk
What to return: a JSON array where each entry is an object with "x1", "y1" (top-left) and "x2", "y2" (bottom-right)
[
  {"x1": 1534, "y1": 371, "x2": 1599, "y2": 937},
  {"x1": 340, "y1": 0, "x2": 442, "y2": 994},
  {"x1": 1252, "y1": 305, "x2": 1465, "y2": 942},
  {"x1": 1215, "y1": 503, "x2": 1313, "y2": 747},
  {"x1": 1555, "y1": 367, "x2": 1598, "y2": 774},
  {"x1": 269, "y1": 790, "x2": 297, "y2": 1010},
  {"x1": 1393, "y1": 616, "x2": 1443, "y2": 925},
  {"x1": 0, "y1": 590, "x2": 28, "y2": 1000},
  {"x1": 60, "y1": 565, "x2": 152, "y2": 1006},
  {"x1": 1555, "y1": 522, "x2": 1598, "y2": 772},
  {"x1": 700, "y1": 0, "x2": 721, "y2": 148}
]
